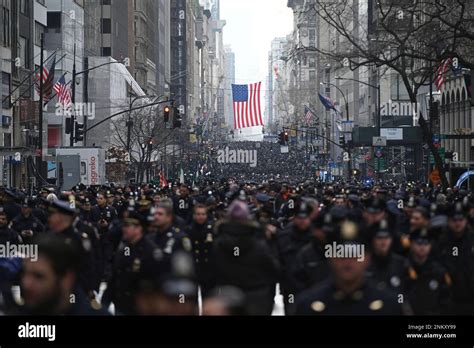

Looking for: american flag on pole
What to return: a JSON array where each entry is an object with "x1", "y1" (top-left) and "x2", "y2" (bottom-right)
[
  {"x1": 434, "y1": 58, "x2": 453, "y2": 91},
  {"x1": 232, "y1": 82, "x2": 264, "y2": 129},
  {"x1": 304, "y1": 105, "x2": 315, "y2": 125},
  {"x1": 35, "y1": 53, "x2": 57, "y2": 105},
  {"x1": 160, "y1": 171, "x2": 168, "y2": 189},
  {"x1": 53, "y1": 75, "x2": 72, "y2": 109}
]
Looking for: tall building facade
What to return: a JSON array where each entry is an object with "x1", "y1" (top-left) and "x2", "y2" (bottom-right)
[
  {"x1": 224, "y1": 45, "x2": 235, "y2": 128},
  {"x1": 267, "y1": 36, "x2": 289, "y2": 128}
]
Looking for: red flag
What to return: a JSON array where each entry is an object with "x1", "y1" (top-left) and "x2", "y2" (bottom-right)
[
  {"x1": 160, "y1": 171, "x2": 168, "y2": 189},
  {"x1": 434, "y1": 58, "x2": 453, "y2": 91}
]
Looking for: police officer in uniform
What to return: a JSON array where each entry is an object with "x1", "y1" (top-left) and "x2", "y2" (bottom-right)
[
  {"x1": 10, "y1": 198, "x2": 45, "y2": 244},
  {"x1": 47, "y1": 200, "x2": 99, "y2": 296},
  {"x1": 1, "y1": 190, "x2": 21, "y2": 223},
  {"x1": 91, "y1": 192, "x2": 117, "y2": 279},
  {"x1": 17, "y1": 234, "x2": 108, "y2": 316},
  {"x1": 102, "y1": 203, "x2": 164, "y2": 315},
  {"x1": 0, "y1": 208, "x2": 20, "y2": 245},
  {"x1": 173, "y1": 184, "x2": 194, "y2": 223},
  {"x1": 276, "y1": 201, "x2": 313, "y2": 314},
  {"x1": 148, "y1": 201, "x2": 192, "y2": 266},
  {"x1": 366, "y1": 220, "x2": 405, "y2": 292},
  {"x1": 295, "y1": 221, "x2": 405, "y2": 315},
  {"x1": 291, "y1": 214, "x2": 331, "y2": 294},
  {"x1": 185, "y1": 203, "x2": 216, "y2": 298},
  {"x1": 402, "y1": 228, "x2": 452, "y2": 315},
  {"x1": 435, "y1": 203, "x2": 474, "y2": 315},
  {"x1": 79, "y1": 198, "x2": 94, "y2": 223}
]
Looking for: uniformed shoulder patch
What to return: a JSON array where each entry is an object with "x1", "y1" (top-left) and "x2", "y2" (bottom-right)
[
  {"x1": 206, "y1": 233, "x2": 213, "y2": 243},
  {"x1": 444, "y1": 273, "x2": 452, "y2": 287},
  {"x1": 153, "y1": 248, "x2": 164, "y2": 261},
  {"x1": 401, "y1": 235, "x2": 411, "y2": 249},
  {"x1": 132, "y1": 258, "x2": 141, "y2": 272},
  {"x1": 182, "y1": 237, "x2": 192, "y2": 252},
  {"x1": 369, "y1": 300, "x2": 384, "y2": 311},
  {"x1": 408, "y1": 267, "x2": 417, "y2": 280},
  {"x1": 91, "y1": 298, "x2": 102, "y2": 310},
  {"x1": 311, "y1": 301, "x2": 325, "y2": 313}
]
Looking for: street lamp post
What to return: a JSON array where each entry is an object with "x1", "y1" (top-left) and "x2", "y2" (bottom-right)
[
  {"x1": 335, "y1": 77, "x2": 381, "y2": 132},
  {"x1": 336, "y1": 77, "x2": 382, "y2": 183},
  {"x1": 321, "y1": 82, "x2": 353, "y2": 182}
]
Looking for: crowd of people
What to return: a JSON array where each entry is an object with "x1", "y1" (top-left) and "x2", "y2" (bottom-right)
[
  {"x1": 201, "y1": 141, "x2": 312, "y2": 183},
  {"x1": 0, "y1": 178, "x2": 473, "y2": 316}
]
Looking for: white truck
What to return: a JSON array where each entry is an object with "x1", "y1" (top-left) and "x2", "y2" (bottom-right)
[{"x1": 55, "y1": 147, "x2": 106, "y2": 189}]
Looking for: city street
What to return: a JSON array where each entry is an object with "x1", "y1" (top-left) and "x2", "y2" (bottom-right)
[{"x1": 0, "y1": 0, "x2": 473, "y2": 342}]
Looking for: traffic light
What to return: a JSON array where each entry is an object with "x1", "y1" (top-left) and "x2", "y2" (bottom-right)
[
  {"x1": 279, "y1": 131, "x2": 289, "y2": 145},
  {"x1": 65, "y1": 118, "x2": 73, "y2": 135},
  {"x1": 164, "y1": 105, "x2": 171, "y2": 123},
  {"x1": 74, "y1": 122, "x2": 85, "y2": 143},
  {"x1": 173, "y1": 107, "x2": 182, "y2": 129}
]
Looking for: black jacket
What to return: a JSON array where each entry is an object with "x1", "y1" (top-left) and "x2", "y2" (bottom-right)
[{"x1": 213, "y1": 219, "x2": 280, "y2": 291}]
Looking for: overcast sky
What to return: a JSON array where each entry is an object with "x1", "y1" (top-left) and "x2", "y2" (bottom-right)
[
  {"x1": 221, "y1": 0, "x2": 293, "y2": 85},
  {"x1": 220, "y1": 0, "x2": 293, "y2": 136}
]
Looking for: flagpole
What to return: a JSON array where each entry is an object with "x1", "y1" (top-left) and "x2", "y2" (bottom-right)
[
  {"x1": 70, "y1": 43, "x2": 76, "y2": 147},
  {"x1": 36, "y1": 33, "x2": 45, "y2": 188}
]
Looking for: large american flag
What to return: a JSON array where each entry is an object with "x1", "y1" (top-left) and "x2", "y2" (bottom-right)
[
  {"x1": 434, "y1": 58, "x2": 453, "y2": 91},
  {"x1": 53, "y1": 75, "x2": 72, "y2": 109},
  {"x1": 232, "y1": 82, "x2": 264, "y2": 129},
  {"x1": 35, "y1": 53, "x2": 57, "y2": 105}
]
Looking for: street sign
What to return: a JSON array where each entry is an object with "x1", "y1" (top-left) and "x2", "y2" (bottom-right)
[
  {"x1": 373, "y1": 136, "x2": 387, "y2": 147},
  {"x1": 375, "y1": 148, "x2": 384, "y2": 158},
  {"x1": 381, "y1": 128, "x2": 403, "y2": 140},
  {"x1": 430, "y1": 170, "x2": 441, "y2": 185}
]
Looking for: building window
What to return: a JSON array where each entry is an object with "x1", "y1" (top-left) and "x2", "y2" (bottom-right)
[
  {"x1": 101, "y1": 18, "x2": 111, "y2": 33},
  {"x1": 102, "y1": 0, "x2": 111, "y2": 4},
  {"x1": 309, "y1": 70, "x2": 316, "y2": 80},
  {"x1": 309, "y1": 29, "x2": 316, "y2": 46},
  {"x1": 309, "y1": 57, "x2": 316, "y2": 68},
  {"x1": 35, "y1": 22, "x2": 45, "y2": 46},
  {"x1": 47, "y1": 12, "x2": 62, "y2": 33},
  {"x1": 1, "y1": 6, "x2": 10, "y2": 47},
  {"x1": 19, "y1": 37, "x2": 29, "y2": 69},
  {"x1": 2, "y1": 72, "x2": 11, "y2": 110},
  {"x1": 3, "y1": 133, "x2": 12, "y2": 147},
  {"x1": 20, "y1": 0, "x2": 29, "y2": 15},
  {"x1": 101, "y1": 47, "x2": 111, "y2": 56}
]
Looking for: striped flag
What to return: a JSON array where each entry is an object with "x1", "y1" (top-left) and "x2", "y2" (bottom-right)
[
  {"x1": 319, "y1": 93, "x2": 338, "y2": 113},
  {"x1": 434, "y1": 58, "x2": 453, "y2": 91},
  {"x1": 35, "y1": 53, "x2": 57, "y2": 105},
  {"x1": 232, "y1": 82, "x2": 264, "y2": 129},
  {"x1": 53, "y1": 75, "x2": 72, "y2": 109},
  {"x1": 160, "y1": 171, "x2": 168, "y2": 189},
  {"x1": 304, "y1": 105, "x2": 315, "y2": 125}
]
